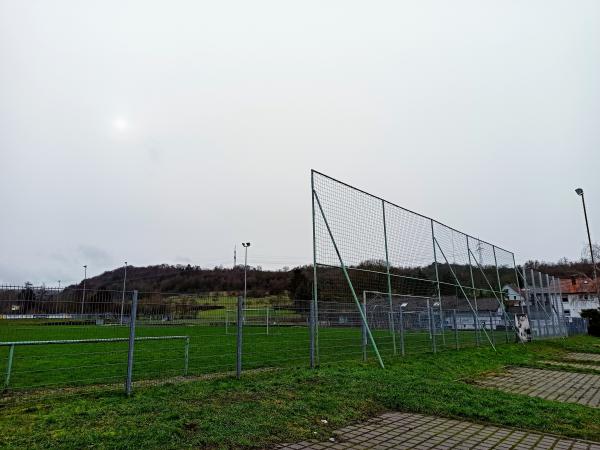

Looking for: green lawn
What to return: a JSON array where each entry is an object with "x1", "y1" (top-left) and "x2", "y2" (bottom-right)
[
  {"x1": 0, "y1": 336, "x2": 599, "y2": 449},
  {"x1": 0, "y1": 319, "x2": 503, "y2": 391}
]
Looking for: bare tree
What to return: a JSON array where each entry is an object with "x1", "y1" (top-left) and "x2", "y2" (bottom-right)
[{"x1": 581, "y1": 242, "x2": 600, "y2": 267}]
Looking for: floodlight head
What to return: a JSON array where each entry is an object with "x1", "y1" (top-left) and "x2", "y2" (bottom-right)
[
  {"x1": 400, "y1": 302, "x2": 408, "y2": 308},
  {"x1": 433, "y1": 302, "x2": 440, "y2": 307},
  {"x1": 242, "y1": 242, "x2": 251, "y2": 247},
  {"x1": 575, "y1": 188, "x2": 584, "y2": 196}
]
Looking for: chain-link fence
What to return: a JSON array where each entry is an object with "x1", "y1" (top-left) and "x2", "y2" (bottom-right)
[{"x1": 0, "y1": 285, "x2": 313, "y2": 398}]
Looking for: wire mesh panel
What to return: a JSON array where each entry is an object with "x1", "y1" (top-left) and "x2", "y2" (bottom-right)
[
  {"x1": 311, "y1": 170, "x2": 521, "y2": 365},
  {"x1": 0, "y1": 286, "x2": 134, "y2": 393},
  {"x1": 0, "y1": 287, "x2": 313, "y2": 398},
  {"x1": 242, "y1": 298, "x2": 311, "y2": 372}
]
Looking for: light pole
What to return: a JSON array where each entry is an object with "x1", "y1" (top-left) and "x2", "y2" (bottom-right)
[
  {"x1": 575, "y1": 188, "x2": 597, "y2": 283},
  {"x1": 57, "y1": 280, "x2": 61, "y2": 289},
  {"x1": 576, "y1": 188, "x2": 599, "y2": 302},
  {"x1": 120, "y1": 261, "x2": 128, "y2": 325},
  {"x1": 81, "y1": 265, "x2": 87, "y2": 315},
  {"x1": 242, "y1": 243, "x2": 251, "y2": 305}
]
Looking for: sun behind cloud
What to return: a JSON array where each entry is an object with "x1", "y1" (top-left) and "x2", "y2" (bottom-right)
[{"x1": 112, "y1": 117, "x2": 129, "y2": 132}]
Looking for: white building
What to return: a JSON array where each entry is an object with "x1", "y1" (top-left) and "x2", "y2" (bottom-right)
[
  {"x1": 503, "y1": 284, "x2": 524, "y2": 302},
  {"x1": 559, "y1": 277, "x2": 599, "y2": 320}
]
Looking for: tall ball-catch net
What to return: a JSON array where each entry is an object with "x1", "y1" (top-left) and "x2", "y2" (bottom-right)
[{"x1": 311, "y1": 170, "x2": 521, "y2": 366}]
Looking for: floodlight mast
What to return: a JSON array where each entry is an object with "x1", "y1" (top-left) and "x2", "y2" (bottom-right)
[
  {"x1": 81, "y1": 265, "x2": 87, "y2": 315},
  {"x1": 242, "y1": 243, "x2": 251, "y2": 305},
  {"x1": 120, "y1": 262, "x2": 128, "y2": 325},
  {"x1": 575, "y1": 188, "x2": 598, "y2": 298}
]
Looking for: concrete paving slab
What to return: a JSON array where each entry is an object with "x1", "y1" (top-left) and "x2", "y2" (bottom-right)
[{"x1": 278, "y1": 412, "x2": 600, "y2": 449}]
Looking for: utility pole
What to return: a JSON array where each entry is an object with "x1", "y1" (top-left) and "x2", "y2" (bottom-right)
[{"x1": 234, "y1": 245, "x2": 237, "y2": 268}]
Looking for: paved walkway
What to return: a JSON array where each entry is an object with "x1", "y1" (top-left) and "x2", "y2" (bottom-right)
[
  {"x1": 565, "y1": 353, "x2": 600, "y2": 363},
  {"x1": 279, "y1": 412, "x2": 600, "y2": 449},
  {"x1": 475, "y1": 367, "x2": 600, "y2": 408},
  {"x1": 542, "y1": 361, "x2": 600, "y2": 373}
]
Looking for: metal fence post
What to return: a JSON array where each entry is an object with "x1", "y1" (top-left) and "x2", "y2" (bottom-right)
[
  {"x1": 309, "y1": 297, "x2": 315, "y2": 368},
  {"x1": 428, "y1": 305, "x2": 436, "y2": 353},
  {"x1": 473, "y1": 312, "x2": 480, "y2": 346},
  {"x1": 520, "y1": 267, "x2": 532, "y2": 331},
  {"x1": 488, "y1": 311, "x2": 495, "y2": 346},
  {"x1": 311, "y1": 174, "x2": 320, "y2": 368},
  {"x1": 4, "y1": 344, "x2": 15, "y2": 389},
  {"x1": 398, "y1": 306, "x2": 405, "y2": 356},
  {"x1": 439, "y1": 304, "x2": 446, "y2": 347},
  {"x1": 125, "y1": 290, "x2": 138, "y2": 396},
  {"x1": 362, "y1": 292, "x2": 367, "y2": 361},
  {"x1": 453, "y1": 310, "x2": 459, "y2": 350},
  {"x1": 184, "y1": 337, "x2": 190, "y2": 376},
  {"x1": 266, "y1": 307, "x2": 270, "y2": 336},
  {"x1": 236, "y1": 295, "x2": 243, "y2": 378},
  {"x1": 530, "y1": 269, "x2": 541, "y2": 338},
  {"x1": 556, "y1": 277, "x2": 568, "y2": 337},
  {"x1": 382, "y1": 200, "x2": 397, "y2": 356},
  {"x1": 537, "y1": 272, "x2": 550, "y2": 337},
  {"x1": 466, "y1": 237, "x2": 480, "y2": 346},
  {"x1": 430, "y1": 220, "x2": 443, "y2": 344},
  {"x1": 545, "y1": 274, "x2": 557, "y2": 337}
]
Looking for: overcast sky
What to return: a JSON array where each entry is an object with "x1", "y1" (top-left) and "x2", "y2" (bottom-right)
[{"x1": 1, "y1": 1, "x2": 599, "y2": 286}]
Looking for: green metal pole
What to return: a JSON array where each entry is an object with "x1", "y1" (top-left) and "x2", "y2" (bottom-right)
[
  {"x1": 453, "y1": 310, "x2": 459, "y2": 350},
  {"x1": 382, "y1": 200, "x2": 397, "y2": 356},
  {"x1": 466, "y1": 237, "x2": 480, "y2": 345},
  {"x1": 4, "y1": 345, "x2": 14, "y2": 389},
  {"x1": 310, "y1": 172, "x2": 319, "y2": 368},
  {"x1": 362, "y1": 292, "x2": 367, "y2": 361},
  {"x1": 399, "y1": 306, "x2": 405, "y2": 356},
  {"x1": 428, "y1": 302, "x2": 436, "y2": 353},
  {"x1": 430, "y1": 220, "x2": 443, "y2": 317},
  {"x1": 184, "y1": 337, "x2": 190, "y2": 376},
  {"x1": 314, "y1": 191, "x2": 385, "y2": 368},
  {"x1": 489, "y1": 311, "x2": 495, "y2": 346}
]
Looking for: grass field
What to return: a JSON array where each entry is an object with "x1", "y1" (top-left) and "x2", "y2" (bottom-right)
[
  {"x1": 0, "y1": 335, "x2": 598, "y2": 449},
  {"x1": 0, "y1": 319, "x2": 508, "y2": 391}
]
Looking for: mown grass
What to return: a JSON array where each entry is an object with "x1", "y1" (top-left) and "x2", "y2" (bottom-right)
[
  {"x1": 0, "y1": 336, "x2": 599, "y2": 449},
  {"x1": 0, "y1": 320, "x2": 494, "y2": 390}
]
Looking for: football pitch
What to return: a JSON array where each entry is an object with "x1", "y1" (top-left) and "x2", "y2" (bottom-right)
[{"x1": 0, "y1": 320, "x2": 507, "y2": 392}]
